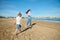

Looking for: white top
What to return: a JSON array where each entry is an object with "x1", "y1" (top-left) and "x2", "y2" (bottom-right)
[
  {"x1": 16, "y1": 16, "x2": 21, "y2": 24},
  {"x1": 27, "y1": 11, "x2": 31, "y2": 16}
]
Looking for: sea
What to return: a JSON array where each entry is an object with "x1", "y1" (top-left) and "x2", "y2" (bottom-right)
[{"x1": 32, "y1": 18, "x2": 60, "y2": 23}]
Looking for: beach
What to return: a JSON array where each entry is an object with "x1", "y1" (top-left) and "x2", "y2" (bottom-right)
[{"x1": 0, "y1": 18, "x2": 60, "y2": 40}]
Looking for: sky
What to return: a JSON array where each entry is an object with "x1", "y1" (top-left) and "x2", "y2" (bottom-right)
[{"x1": 0, "y1": 0, "x2": 60, "y2": 17}]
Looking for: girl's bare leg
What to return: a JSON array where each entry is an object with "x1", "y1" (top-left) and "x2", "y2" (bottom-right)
[
  {"x1": 18, "y1": 29, "x2": 21, "y2": 33},
  {"x1": 11, "y1": 30, "x2": 18, "y2": 40},
  {"x1": 13, "y1": 29, "x2": 18, "y2": 35}
]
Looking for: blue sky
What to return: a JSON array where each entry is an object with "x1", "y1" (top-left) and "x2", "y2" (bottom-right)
[{"x1": 0, "y1": 0, "x2": 60, "y2": 17}]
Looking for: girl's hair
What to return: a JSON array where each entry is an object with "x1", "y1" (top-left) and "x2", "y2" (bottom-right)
[
  {"x1": 26, "y1": 9, "x2": 30, "y2": 14},
  {"x1": 18, "y1": 12, "x2": 22, "y2": 17}
]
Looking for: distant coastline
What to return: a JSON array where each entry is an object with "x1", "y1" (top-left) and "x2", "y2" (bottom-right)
[
  {"x1": 0, "y1": 16, "x2": 60, "y2": 23},
  {"x1": 32, "y1": 17, "x2": 60, "y2": 23}
]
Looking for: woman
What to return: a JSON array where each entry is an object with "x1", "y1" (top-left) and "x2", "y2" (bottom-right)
[{"x1": 26, "y1": 9, "x2": 32, "y2": 28}]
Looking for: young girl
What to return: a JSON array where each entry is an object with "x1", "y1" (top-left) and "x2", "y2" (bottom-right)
[
  {"x1": 26, "y1": 9, "x2": 32, "y2": 28},
  {"x1": 14, "y1": 12, "x2": 22, "y2": 35}
]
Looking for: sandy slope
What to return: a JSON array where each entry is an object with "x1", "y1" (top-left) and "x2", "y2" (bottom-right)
[{"x1": 0, "y1": 18, "x2": 60, "y2": 40}]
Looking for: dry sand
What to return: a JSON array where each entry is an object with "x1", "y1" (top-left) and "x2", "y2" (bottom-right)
[{"x1": 0, "y1": 18, "x2": 60, "y2": 40}]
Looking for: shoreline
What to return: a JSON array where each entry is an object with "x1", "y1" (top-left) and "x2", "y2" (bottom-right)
[
  {"x1": 33, "y1": 20, "x2": 60, "y2": 23},
  {"x1": 0, "y1": 18, "x2": 60, "y2": 23}
]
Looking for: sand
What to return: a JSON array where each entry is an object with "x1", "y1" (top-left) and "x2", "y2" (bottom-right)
[{"x1": 0, "y1": 18, "x2": 60, "y2": 40}]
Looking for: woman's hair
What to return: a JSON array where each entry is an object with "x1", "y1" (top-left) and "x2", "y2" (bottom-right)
[
  {"x1": 26, "y1": 9, "x2": 30, "y2": 14},
  {"x1": 18, "y1": 12, "x2": 22, "y2": 17}
]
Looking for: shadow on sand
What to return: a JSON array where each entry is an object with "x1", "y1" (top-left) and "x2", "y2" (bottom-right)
[
  {"x1": 16, "y1": 23, "x2": 36, "y2": 35},
  {"x1": 21, "y1": 23, "x2": 36, "y2": 32}
]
